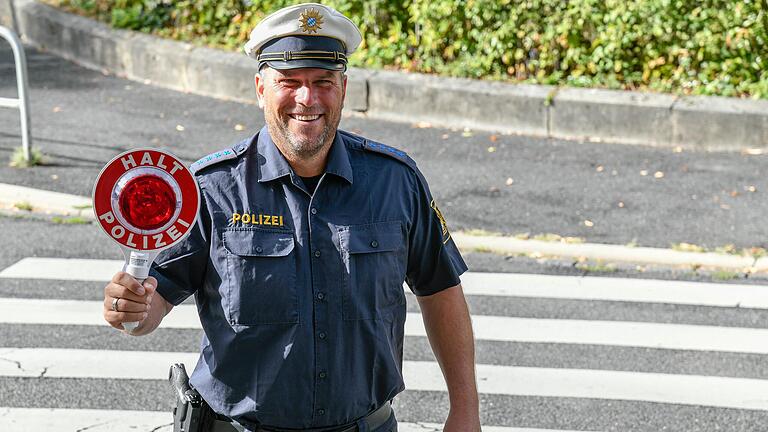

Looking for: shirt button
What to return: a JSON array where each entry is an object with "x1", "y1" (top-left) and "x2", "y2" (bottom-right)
[
  {"x1": 319, "y1": 371, "x2": 327, "y2": 379},
  {"x1": 370, "y1": 240, "x2": 379, "y2": 248},
  {"x1": 318, "y1": 331, "x2": 327, "y2": 339},
  {"x1": 317, "y1": 292, "x2": 325, "y2": 301},
  {"x1": 314, "y1": 250, "x2": 321, "y2": 258},
  {"x1": 310, "y1": 208, "x2": 318, "y2": 215},
  {"x1": 317, "y1": 408, "x2": 325, "y2": 415},
  {"x1": 255, "y1": 246, "x2": 263, "y2": 254}
]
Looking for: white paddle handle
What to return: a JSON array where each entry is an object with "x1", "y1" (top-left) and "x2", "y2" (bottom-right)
[{"x1": 122, "y1": 250, "x2": 153, "y2": 333}]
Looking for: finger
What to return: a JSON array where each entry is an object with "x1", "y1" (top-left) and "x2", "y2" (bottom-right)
[
  {"x1": 111, "y1": 271, "x2": 146, "y2": 296},
  {"x1": 104, "y1": 282, "x2": 147, "y2": 304},
  {"x1": 103, "y1": 311, "x2": 125, "y2": 331},
  {"x1": 103, "y1": 308, "x2": 128, "y2": 331},
  {"x1": 105, "y1": 296, "x2": 150, "y2": 314},
  {"x1": 104, "y1": 310, "x2": 148, "y2": 325},
  {"x1": 143, "y1": 277, "x2": 157, "y2": 303}
]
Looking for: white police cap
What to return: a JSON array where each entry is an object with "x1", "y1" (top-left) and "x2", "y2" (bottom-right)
[{"x1": 244, "y1": 3, "x2": 362, "y2": 71}]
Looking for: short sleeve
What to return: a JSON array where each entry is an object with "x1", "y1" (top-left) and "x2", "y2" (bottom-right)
[
  {"x1": 405, "y1": 168, "x2": 468, "y2": 296},
  {"x1": 150, "y1": 193, "x2": 211, "y2": 306}
]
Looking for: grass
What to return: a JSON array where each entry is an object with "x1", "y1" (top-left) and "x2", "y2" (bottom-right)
[
  {"x1": 532, "y1": 233, "x2": 585, "y2": 244},
  {"x1": 511, "y1": 232, "x2": 586, "y2": 244},
  {"x1": 51, "y1": 216, "x2": 91, "y2": 225},
  {"x1": 13, "y1": 202, "x2": 33, "y2": 211},
  {"x1": 461, "y1": 229, "x2": 503, "y2": 237},
  {"x1": 576, "y1": 262, "x2": 618, "y2": 273},
  {"x1": 0, "y1": 211, "x2": 26, "y2": 220},
  {"x1": 672, "y1": 242, "x2": 767, "y2": 258},
  {"x1": 71, "y1": 204, "x2": 93, "y2": 210},
  {"x1": 9, "y1": 147, "x2": 45, "y2": 168},
  {"x1": 461, "y1": 230, "x2": 585, "y2": 244},
  {"x1": 671, "y1": 242, "x2": 707, "y2": 253},
  {"x1": 468, "y1": 246, "x2": 494, "y2": 254},
  {"x1": 711, "y1": 270, "x2": 742, "y2": 281}
]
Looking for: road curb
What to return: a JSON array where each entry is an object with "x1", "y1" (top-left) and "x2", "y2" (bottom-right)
[
  {"x1": 0, "y1": 183, "x2": 92, "y2": 218},
  {"x1": 4, "y1": 0, "x2": 768, "y2": 151},
  {"x1": 2, "y1": 183, "x2": 765, "y2": 272},
  {"x1": 453, "y1": 233, "x2": 767, "y2": 272}
]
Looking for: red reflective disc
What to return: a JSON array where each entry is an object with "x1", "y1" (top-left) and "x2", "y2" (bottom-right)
[{"x1": 118, "y1": 175, "x2": 176, "y2": 230}]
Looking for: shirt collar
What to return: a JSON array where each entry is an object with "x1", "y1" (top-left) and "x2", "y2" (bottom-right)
[
  {"x1": 256, "y1": 126, "x2": 353, "y2": 185},
  {"x1": 256, "y1": 126, "x2": 293, "y2": 182},
  {"x1": 324, "y1": 131, "x2": 354, "y2": 184}
]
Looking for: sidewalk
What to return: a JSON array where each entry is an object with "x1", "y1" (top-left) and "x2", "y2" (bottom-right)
[{"x1": 3, "y1": 0, "x2": 768, "y2": 151}]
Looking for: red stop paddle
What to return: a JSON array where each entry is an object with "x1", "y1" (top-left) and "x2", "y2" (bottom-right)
[{"x1": 93, "y1": 149, "x2": 200, "y2": 332}]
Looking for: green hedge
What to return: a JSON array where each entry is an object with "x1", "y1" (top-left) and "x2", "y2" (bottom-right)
[{"x1": 46, "y1": 0, "x2": 768, "y2": 99}]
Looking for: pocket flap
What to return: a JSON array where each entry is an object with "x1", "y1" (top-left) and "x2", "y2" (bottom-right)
[
  {"x1": 223, "y1": 229, "x2": 295, "y2": 257},
  {"x1": 347, "y1": 221, "x2": 403, "y2": 254}
]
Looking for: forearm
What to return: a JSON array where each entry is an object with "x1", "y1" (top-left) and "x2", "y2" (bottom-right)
[{"x1": 418, "y1": 285, "x2": 480, "y2": 410}]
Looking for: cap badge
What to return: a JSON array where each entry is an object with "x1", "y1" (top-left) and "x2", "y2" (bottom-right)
[{"x1": 298, "y1": 8, "x2": 324, "y2": 34}]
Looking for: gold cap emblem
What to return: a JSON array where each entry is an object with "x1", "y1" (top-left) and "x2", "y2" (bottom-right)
[{"x1": 299, "y1": 8, "x2": 324, "y2": 34}]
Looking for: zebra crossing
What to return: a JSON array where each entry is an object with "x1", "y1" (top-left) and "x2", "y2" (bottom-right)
[{"x1": 2, "y1": 258, "x2": 768, "y2": 430}]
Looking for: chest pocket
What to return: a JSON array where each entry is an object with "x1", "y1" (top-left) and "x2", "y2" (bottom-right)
[
  {"x1": 223, "y1": 228, "x2": 298, "y2": 325},
  {"x1": 341, "y1": 221, "x2": 406, "y2": 320}
]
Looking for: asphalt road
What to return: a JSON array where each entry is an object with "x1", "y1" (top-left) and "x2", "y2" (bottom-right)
[
  {"x1": 2, "y1": 45, "x2": 768, "y2": 251},
  {"x1": 3, "y1": 45, "x2": 768, "y2": 431},
  {"x1": 3, "y1": 216, "x2": 768, "y2": 430}
]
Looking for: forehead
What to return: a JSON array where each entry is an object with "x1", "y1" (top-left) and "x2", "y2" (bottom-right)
[{"x1": 266, "y1": 67, "x2": 342, "y2": 80}]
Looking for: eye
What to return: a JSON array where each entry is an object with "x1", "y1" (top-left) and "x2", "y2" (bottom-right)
[{"x1": 316, "y1": 79, "x2": 334, "y2": 87}]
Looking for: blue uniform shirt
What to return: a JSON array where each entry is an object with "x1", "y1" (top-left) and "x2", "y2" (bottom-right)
[{"x1": 150, "y1": 126, "x2": 467, "y2": 430}]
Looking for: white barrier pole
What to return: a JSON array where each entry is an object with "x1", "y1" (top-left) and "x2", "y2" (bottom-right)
[{"x1": 0, "y1": 25, "x2": 32, "y2": 162}]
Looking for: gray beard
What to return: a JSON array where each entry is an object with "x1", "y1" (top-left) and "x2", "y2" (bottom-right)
[{"x1": 281, "y1": 122, "x2": 331, "y2": 159}]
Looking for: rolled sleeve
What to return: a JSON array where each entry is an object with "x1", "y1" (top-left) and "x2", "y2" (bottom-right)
[
  {"x1": 405, "y1": 168, "x2": 468, "y2": 296},
  {"x1": 150, "y1": 195, "x2": 211, "y2": 306}
]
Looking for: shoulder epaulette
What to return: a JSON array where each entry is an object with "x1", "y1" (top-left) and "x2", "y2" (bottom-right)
[
  {"x1": 190, "y1": 135, "x2": 254, "y2": 174},
  {"x1": 358, "y1": 137, "x2": 417, "y2": 170}
]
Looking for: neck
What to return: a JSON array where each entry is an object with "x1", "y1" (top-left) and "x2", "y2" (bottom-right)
[
  {"x1": 273, "y1": 137, "x2": 333, "y2": 177},
  {"x1": 286, "y1": 149, "x2": 329, "y2": 177}
]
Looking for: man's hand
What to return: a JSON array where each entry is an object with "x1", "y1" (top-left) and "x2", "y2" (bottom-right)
[
  {"x1": 444, "y1": 410, "x2": 482, "y2": 432},
  {"x1": 103, "y1": 272, "x2": 167, "y2": 335},
  {"x1": 417, "y1": 284, "x2": 482, "y2": 431}
]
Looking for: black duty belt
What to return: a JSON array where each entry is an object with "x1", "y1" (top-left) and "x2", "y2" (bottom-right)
[{"x1": 210, "y1": 403, "x2": 393, "y2": 432}]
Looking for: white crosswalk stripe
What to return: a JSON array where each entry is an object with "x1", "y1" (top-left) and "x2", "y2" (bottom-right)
[
  {"x1": 0, "y1": 408, "x2": 573, "y2": 432},
  {"x1": 4, "y1": 297, "x2": 768, "y2": 354},
  {"x1": 5, "y1": 258, "x2": 768, "y2": 308},
  {"x1": 1, "y1": 348, "x2": 768, "y2": 410},
  {"x1": 2, "y1": 256, "x2": 768, "y2": 431}
]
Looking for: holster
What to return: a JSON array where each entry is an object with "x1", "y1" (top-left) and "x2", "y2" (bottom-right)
[{"x1": 169, "y1": 363, "x2": 213, "y2": 432}]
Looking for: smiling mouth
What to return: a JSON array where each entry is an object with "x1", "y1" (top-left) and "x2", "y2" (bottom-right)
[{"x1": 289, "y1": 114, "x2": 323, "y2": 122}]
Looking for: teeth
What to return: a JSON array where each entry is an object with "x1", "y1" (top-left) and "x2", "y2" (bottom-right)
[{"x1": 292, "y1": 114, "x2": 320, "y2": 121}]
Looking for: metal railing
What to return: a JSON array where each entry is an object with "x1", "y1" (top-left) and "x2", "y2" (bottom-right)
[{"x1": 0, "y1": 25, "x2": 32, "y2": 162}]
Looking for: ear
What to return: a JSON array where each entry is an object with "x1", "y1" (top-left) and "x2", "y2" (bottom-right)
[
  {"x1": 254, "y1": 71, "x2": 266, "y2": 109},
  {"x1": 341, "y1": 74, "x2": 348, "y2": 108}
]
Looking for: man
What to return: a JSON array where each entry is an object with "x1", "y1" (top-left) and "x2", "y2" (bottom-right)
[{"x1": 103, "y1": 3, "x2": 480, "y2": 432}]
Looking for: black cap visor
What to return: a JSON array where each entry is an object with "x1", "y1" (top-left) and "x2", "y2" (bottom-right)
[{"x1": 262, "y1": 59, "x2": 346, "y2": 71}]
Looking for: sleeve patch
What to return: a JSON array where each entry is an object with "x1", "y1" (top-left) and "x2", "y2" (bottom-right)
[
  {"x1": 190, "y1": 149, "x2": 237, "y2": 174},
  {"x1": 430, "y1": 199, "x2": 451, "y2": 244}
]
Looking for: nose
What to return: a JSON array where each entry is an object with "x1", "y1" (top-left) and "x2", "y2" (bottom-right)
[{"x1": 295, "y1": 84, "x2": 316, "y2": 106}]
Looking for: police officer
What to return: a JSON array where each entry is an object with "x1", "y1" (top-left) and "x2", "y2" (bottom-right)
[{"x1": 103, "y1": 3, "x2": 480, "y2": 431}]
